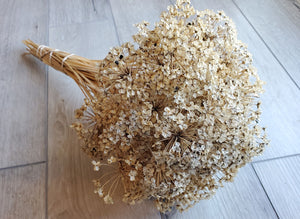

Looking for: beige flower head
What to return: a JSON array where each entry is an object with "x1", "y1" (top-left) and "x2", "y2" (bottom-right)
[
  {"x1": 33, "y1": 0, "x2": 268, "y2": 213},
  {"x1": 71, "y1": 0, "x2": 269, "y2": 212}
]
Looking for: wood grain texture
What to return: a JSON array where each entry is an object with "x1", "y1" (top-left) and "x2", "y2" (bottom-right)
[
  {"x1": 171, "y1": 0, "x2": 300, "y2": 161},
  {"x1": 0, "y1": 0, "x2": 299, "y2": 218},
  {"x1": 47, "y1": 17, "x2": 160, "y2": 219},
  {"x1": 49, "y1": 0, "x2": 112, "y2": 27},
  {"x1": 110, "y1": 0, "x2": 171, "y2": 44},
  {"x1": 0, "y1": 164, "x2": 46, "y2": 219},
  {"x1": 234, "y1": 0, "x2": 300, "y2": 86},
  {"x1": 171, "y1": 165, "x2": 277, "y2": 219},
  {"x1": 253, "y1": 156, "x2": 300, "y2": 219},
  {"x1": 0, "y1": 0, "x2": 47, "y2": 168}
]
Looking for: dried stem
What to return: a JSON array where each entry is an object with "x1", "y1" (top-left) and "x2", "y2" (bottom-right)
[{"x1": 23, "y1": 39, "x2": 101, "y2": 99}]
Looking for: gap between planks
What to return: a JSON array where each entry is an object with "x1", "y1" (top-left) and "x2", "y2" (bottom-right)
[
  {"x1": 231, "y1": 0, "x2": 300, "y2": 90},
  {"x1": 108, "y1": 0, "x2": 121, "y2": 45},
  {"x1": 45, "y1": 0, "x2": 50, "y2": 219},
  {"x1": 252, "y1": 153, "x2": 300, "y2": 164},
  {"x1": 0, "y1": 161, "x2": 46, "y2": 172},
  {"x1": 251, "y1": 163, "x2": 280, "y2": 219}
]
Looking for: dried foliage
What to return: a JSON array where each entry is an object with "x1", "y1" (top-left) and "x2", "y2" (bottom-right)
[{"x1": 24, "y1": 0, "x2": 268, "y2": 213}]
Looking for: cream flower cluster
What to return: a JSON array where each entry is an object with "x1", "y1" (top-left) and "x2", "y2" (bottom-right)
[{"x1": 72, "y1": 0, "x2": 268, "y2": 212}]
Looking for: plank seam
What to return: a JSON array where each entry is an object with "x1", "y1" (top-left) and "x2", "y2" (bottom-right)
[
  {"x1": 0, "y1": 161, "x2": 46, "y2": 172},
  {"x1": 232, "y1": 0, "x2": 300, "y2": 90},
  {"x1": 91, "y1": 0, "x2": 97, "y2": 12},
  {"x1": 251, "y1": 164, "x2": 280, "y2": 218},
  {"x1": 46, "y1": 0, "x2": 50, "y2": 218},
  {"x1": 108, "y1": 0, "x2": 121, "y2": 46},
  {"x1": 253, "y1": 153, "x2": 300, "y2": 164}
]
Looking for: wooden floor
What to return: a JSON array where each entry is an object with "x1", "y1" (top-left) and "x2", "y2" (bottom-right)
[{"x1": 0, "y1": 0, "x2": 299, "y2": 218}]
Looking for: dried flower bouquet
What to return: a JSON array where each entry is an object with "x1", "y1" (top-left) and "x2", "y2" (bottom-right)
[{"x1": 23, "y1": 0, "x2": 268, "y2": 213}]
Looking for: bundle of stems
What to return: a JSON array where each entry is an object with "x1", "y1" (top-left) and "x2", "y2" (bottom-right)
[{"x1": 23, "y1": 40, "x2": 99, "y2": 99}]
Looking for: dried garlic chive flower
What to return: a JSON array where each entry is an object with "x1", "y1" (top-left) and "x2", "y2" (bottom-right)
[{"x1": 24, "y1": 0, "x2": 268, "y2": 213}]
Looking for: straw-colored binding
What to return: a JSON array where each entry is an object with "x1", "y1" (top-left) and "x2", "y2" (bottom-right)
[{"x1": 23, "y1": 39, "x2": 100, "y2": 99}]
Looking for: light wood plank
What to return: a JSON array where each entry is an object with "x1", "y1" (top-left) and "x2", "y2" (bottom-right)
[
  {"x1": 253, "y1": 156, "x2": 300, "y2": 219},
  {"x1": 171, "y1": 165, "x2": 277, "y2": 219},
  {"x1": 47, "y1": 17, "x2": 160, "y2": 219},
  {"x1": 170, "y1": 0, "x2": 300, "y2": 161},
  {"x1": 234, "y1": 0, "x2": 300, "y2": 86},
  {"x1": 49, "y1": 0, "x2": 112, "y2": 27},
  {"x1": 110, "y1": 0, "x2": 171, "y2": 44},
  {"x1": 0, "y1": 164, "x2": 46, "y2": 219},
  {"x1": 0, "y1": 0, "x2": 47, "y2": 168}
]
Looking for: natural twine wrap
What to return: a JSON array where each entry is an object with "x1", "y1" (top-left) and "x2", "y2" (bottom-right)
[
  {"x1": 24, "y1": 0, "x2": 268, "y2": 213},
  {"x1": 23, "y1": 40, "x2": 100, "y2": 99}
]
